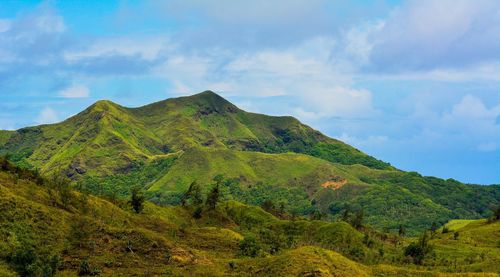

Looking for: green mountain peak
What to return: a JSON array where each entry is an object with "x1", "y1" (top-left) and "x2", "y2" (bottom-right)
[{"x1": 0, "y1": 91, "x2": 498, "y2": 234}]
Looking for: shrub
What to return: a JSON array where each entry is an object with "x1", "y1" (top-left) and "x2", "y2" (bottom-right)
[
  {"x1": 404, "y1": 231, "x2": 433, "y2": 265},
  {"x1": 129, "y1": 187, "x2": 145, "y2": 213},
  {"x1": 78, "y1": 259, "x2": 91, "y2": 276},
  {"x1": 11, "y1": 247, "x2": 38, "y2": 276},
  {"x1": 239, "y1": 235, "x2": 261, "y2": 257}
]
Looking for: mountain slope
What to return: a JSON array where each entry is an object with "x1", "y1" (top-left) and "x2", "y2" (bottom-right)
[
  {"x1": 2, "y1": 159, "x2": 498, "y2": 276},
  {"x1": 0, "y1": 91, "x2": 499, "y2": 233}
]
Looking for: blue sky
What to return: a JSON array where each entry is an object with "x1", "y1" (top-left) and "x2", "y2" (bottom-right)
[{"x1": 0, "y1": 0, "x2": 499, "y2": 184}]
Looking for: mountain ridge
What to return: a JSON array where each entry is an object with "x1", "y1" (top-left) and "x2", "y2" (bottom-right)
[{"x1": 0, "y1": 91, "x2": 498, "y2": 233}]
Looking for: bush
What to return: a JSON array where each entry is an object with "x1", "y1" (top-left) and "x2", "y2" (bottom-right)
[
  {"x1": 78, "y1": 259, "x2": 91, "y2": 276},
  {"x1": 192, "y1": 206, "x2": 203, "y2": 219},
  {"x1": 239, "y1": 235, "x2": 261, "y2": 257},
  {"x1": 10, "y1": 247, "x2": 60, "y2": 277},
  {"x1": 404, "y1": 231, "x2": 433, "y2": 265},
  {"x1": 11, "y1": 247, "x2": 38, "y2": 276},
  {"x1": 78, "y1": 259, "x2": 100, "y2": 276},
  {"x1": 129, "y1": 187, "x2": 145, "y2": 213}
]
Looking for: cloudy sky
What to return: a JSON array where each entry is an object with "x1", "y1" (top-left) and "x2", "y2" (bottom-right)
[{"x1": 0, "y1": 0, "x2": 499, "y2": 184}]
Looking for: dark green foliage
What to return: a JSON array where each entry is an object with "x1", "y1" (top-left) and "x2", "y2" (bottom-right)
[
  {"x1": 222, "y1": 179, "x2": 314, "y2": 215},
  {"x1": 398, "y1": 225, "x2": 406, "y2": 237},
  {"x1": 181, "y1": 181, "x2": 203, "y2": 206},
  {"x1": 11, "y1": 246, "x2": 37, "y2": 276},
  {"x1": 0, "y1": 155, "x2": 44, "y2": 185},
  {"x1": 130, "y1": 187, "x2": 145, "y2": 213},
  {"x1": 493, "y1": 205, "x2": 500, "y2": 221},
  {"x1": 363, "y1": 233, "x2": 374, "y2": 248},
  {"x1": 430, "y1": 222, "x2": 438, "y2": 234},
  {"x1": 341, "y1": 204, "x2": 352, "y2": 222},
  {"x1": 165, "y1": 250, "x2": 172, "y2": 264},
  {"x1": 49, "y1": 173, "x2": 73, "y2": 209},
  {"x1": 310, "y1": 209, "x2": 323, "y2": 220},
  {"x1": 442, "y1": 226, "x2": 449, "y2": 234},
  {"x1": 308, "y1": 143, "x2": 391, "y2": 170},
  {"x1": 351, "y1": 209, "x2": 364, "y2": 229},
  {"x1": 71, "y1": 216, "x2": 92, "y2": 248},
  {"x1": 261, "y1": 199, "x2": 275, "y2": 213},
  {"x1": 77, "y1": 157, "x2": 175, "y2": 200},
  {"x1": 192, "y1": 206, "x2": 203, "y2": 219},
  {"x1": 239, "y1": 235, "x2": 262, "y2": 257},
  {"x1": 404, "y1": 231, "x2": 433, "y2": 265},
  {"x1": 454, "y1": 231, "x2": 460, "y2": 240},
  {"x1": 10, "y1": 246, "x2": 60, "y2": 277},
  {"x1": 206, "y1": 184, "x2": 220, "y2": 210},
  {"x1": 78, "y1": 259, "x2": 96, "y2": 276}
]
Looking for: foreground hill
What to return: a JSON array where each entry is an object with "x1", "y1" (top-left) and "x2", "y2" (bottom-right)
[
  {"x1": 1, "y1": 161, "x2": 498, "y2": 276},
  {"x1": 0, "y1": 91, "x2": 499, "y2": 233}
]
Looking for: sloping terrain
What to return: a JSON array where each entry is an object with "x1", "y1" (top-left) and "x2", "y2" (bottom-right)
[
  {"x1": 0, "y1": 91, "x2": 498, "y2": 233},
  {"x1": 1, "y1": 161, "x2": 498, "y2": 276}
]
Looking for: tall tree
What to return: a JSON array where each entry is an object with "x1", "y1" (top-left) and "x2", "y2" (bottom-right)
[
  {"x1": 341, "y1": 204, "x2": 351, "y2": 222},
  {"x1": 351, "y1": 208, "x2": 364, "y2": 229},
  {"x1": 206, "y1": 184, "x2": 220, "y2": 210},
  {"x1": 181, "y1": 181, "x2": 203, "y2": 206},
  {"x1": 130, "y1": 187, "x2": 145, "y2": 213}
]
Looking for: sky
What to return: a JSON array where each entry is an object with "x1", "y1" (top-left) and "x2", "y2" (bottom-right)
[{"x1": 0, "y1": 0, "x2": 499, "y2": 184}]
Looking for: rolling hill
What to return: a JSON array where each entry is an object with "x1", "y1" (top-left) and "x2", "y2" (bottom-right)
[
  {"x1": 0, "y1": 91, "x2": 499, "y2": 233},
  {"x1": 1, "y1": 159, "x2": 498, "y2": 276}
]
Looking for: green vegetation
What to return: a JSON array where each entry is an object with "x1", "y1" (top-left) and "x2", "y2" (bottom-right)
[
  {"x1": 0, "y1": 158, "x2": 498, "y2": 275},
  {"x1": 0, "y1": 91, "x2": 499, "y2": 275}
]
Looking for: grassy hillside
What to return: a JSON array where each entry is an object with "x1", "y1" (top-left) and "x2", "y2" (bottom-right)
[
  {"x1": 0, "y1": 91, "x2": 498, "y2": 234},
  {"x1": 1, "y1": 159, "x2": 498, "y2": 276}
]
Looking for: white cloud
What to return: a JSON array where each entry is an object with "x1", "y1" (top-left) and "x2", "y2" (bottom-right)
[
  {"x1": 59, "y1": 85, "x2": 90, "y2": 98},
  {"x1": 36, "y1": 107, "x2": 59, "y2": 125},
  {"x1": 64, "y1": 36, "x2": 170, "y2": 62},
  {"x1": 366, "y1": 0, "x2": 500, "y2": 71}
]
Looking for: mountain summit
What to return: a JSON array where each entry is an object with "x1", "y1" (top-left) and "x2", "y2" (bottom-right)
[{"x1": 0, "y1": 91, "x2": 498, "y2": 232}]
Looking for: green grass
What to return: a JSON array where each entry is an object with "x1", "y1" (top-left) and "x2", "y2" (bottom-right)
[
  {"x1": 443, "y1": 219, "x2": 478, "y2": 231},
  {"x1": 0, "y1": 162, "x2": 498, "y2": 276},
  {"x1": 1, "y1": 91, "x2": 498, "y2": 236}
]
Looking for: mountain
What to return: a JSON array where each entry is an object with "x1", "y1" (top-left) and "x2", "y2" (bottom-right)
[
  {"x1": 1, "y1": 159, "x2": 498, "y2": 276},
  {"x1": 1, "y1": 91, "x2": 499, "y2": 233}
]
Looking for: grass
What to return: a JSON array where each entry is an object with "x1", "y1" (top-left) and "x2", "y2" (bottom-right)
[
  {"x1": 0, "y1": 162, "x2": 498, "y2": 276},
  {"x1": 1, "y1": 91, "x2": 498, "y2": 236},
  {"x1": 443, "y1": 219, "x2": 478, "y2": 231}
]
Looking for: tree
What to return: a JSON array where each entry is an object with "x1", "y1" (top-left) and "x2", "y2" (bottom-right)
[
  {"x1": 351, "y1": 208, "x2": 364, "y2": 229},
  {"x1": 206, "y1": 184, "x2": 220, "y2": 210},
  {"x1": 278, "y1": 202, "x2": 286, "y2": 216},
  {"x1": 430, "y1": 222, "x2": 438, "y2": 234},
  {"x1": 341, "y1": 204, "x2": 351, "y2": 222},
  {"x1": 261, "y1": 199, "x2": 275, "y2": 212},
  {"x1": 493, "y1": 205, "x2": 500, "y2": 221},
  {"x1": 398, "y1": 225, "x2": 406, "y2": 237},
  {"x1": 404, "y1": 231, "x2": 433, "y2": 265},
  {"x1": 454, "y1": 231, "x2": 459, "y2": 240},
  {"x1": 213, "y1": 174, "x2": 224, "y2": 185},
  {"x1": 181, "y1": 181, "x2": 203, "y2": 206},
  {"x1": 11, "y1": 246, "x2": 38, "y2": 276},
  {"x1": 50, "y1": 173, "x2": 73, "y2": 209},
  {"x1": 130, "y1": 187, "x2": 145, "y2": 213},
  {"x1": 310, "y1": 209, "x2": 323, "y2": 220},
  {"x1": 239, "y1": 235, "x2": 261, "y2": 257}
]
